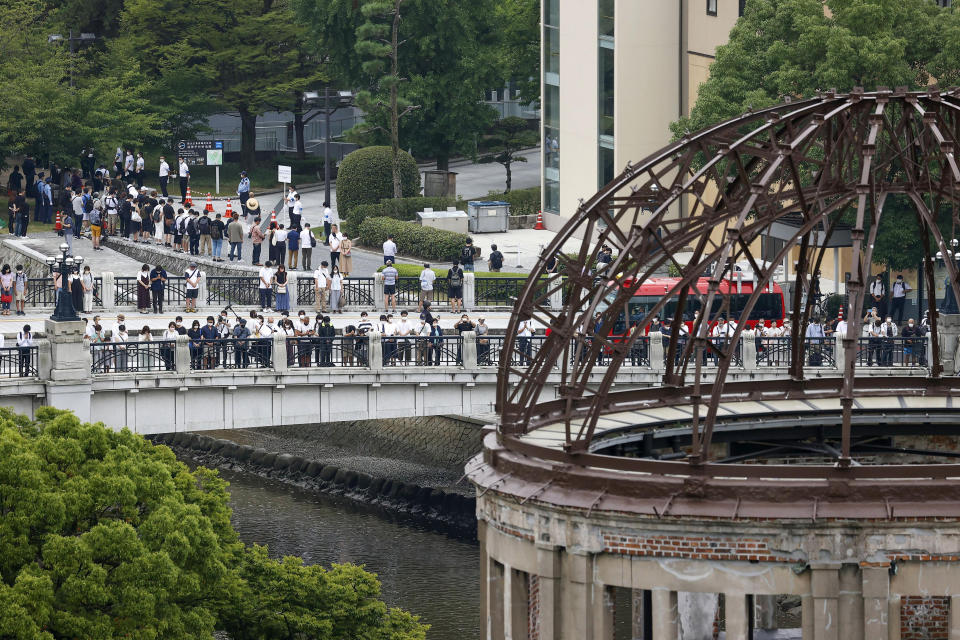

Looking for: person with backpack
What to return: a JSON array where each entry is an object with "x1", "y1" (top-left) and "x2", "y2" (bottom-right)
[
  {"x1": 103, "y1": 189, "x2": 119, "y2": 236},
  {"x1": 488, "y1": 244, "x2": 504, "y2": 272},
  {"x1": 211, "y1": 213, "x2": 225, "y2": 262},
  {"x1": 198, "y1": 211, "x2": 212, "y2": 256},
  {"x1": 460, "y1": 238, "x2": 477, "y2": 272},
  {"x1": 89, "y1": 196, "x2": 103, "y2": 251},
  {"x1": 71, "y1": 189, "x2": 86, "y2": 239},
  {"x1": 118, "y1": 193, "x2": 133, "y2": 238},
  {"x1": 447, "y1": 260, "x2": 465, "y2": 313},
  {"x1": 187, "y1": 211, "x2": 201, "y2": 256},
  {"x1": 173, "y1": 209, "x2": 187, "y2": 252}
]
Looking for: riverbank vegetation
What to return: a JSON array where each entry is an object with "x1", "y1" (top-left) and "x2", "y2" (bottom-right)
[{"x1": 0, "y1": 406, "x2": 427, "y2": 639}]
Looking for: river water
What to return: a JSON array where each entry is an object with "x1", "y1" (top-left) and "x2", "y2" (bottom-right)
[{"x1": 219, "y1": 467, "x2": 481, "y2": 639}]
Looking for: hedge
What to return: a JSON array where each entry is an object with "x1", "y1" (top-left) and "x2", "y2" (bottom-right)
[
  {"x1": 358, "y1": 217, "x2": 468, "y2": 262},
  {"x1": 483, "y1": 186, "x2": 540, "y2": 216},
  {"x1": 377, "y1": 263, "x2": 528, "y2": 278},
  {"x1": 336, "y1": 146, "x2": 420, "y2": 217},
  {"x1": 343, "y1": 196, "x2": 463, "y2": 236}
]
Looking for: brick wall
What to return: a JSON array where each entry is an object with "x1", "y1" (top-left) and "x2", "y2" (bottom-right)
[
  {"x1": 602, "y1": 532, "x2": 796, "y2": 563},
  {"x1": 901, "y1": 595, "x2": 949, "y2": 640},
  {"x1": 528, "y1": 574, "x2": 540, "y2": 640}
]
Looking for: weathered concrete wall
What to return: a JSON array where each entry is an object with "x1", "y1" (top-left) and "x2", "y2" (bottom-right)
[
  {"x1": 0, "y1": 238, "x2": 54, "y2": 276},
  {"x1": 201, "y1": 415, "x2": 485, "y2": 471}
]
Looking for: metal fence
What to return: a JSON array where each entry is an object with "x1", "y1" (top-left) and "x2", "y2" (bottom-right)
[
  {"x1": 206, "y1": 277, "x2": 261, "y2": 306},
  {"x1": 23, "y1": 277, "x2": 103, "y2": 307},
  {"x1": 0, "y1": 346, "x2": 37, "y2": 377},
  {"x1": 475, "y1": 277, "x2": 529, "y2": 306},
  {"x1": 393, "y1": 277, "x2": 450, "y2": 306},
  {"x1": 756, "y1": 337, "x2": 837, "y2": 367},
  {"x1": 114, "y1": 276, "x2": 187, "y2": 308},
  {"x1": 483, "y1": 335, "x2": 547, "y2": 367},
  {"x1": 286, "y1": 336, "x2": 368, "y2": 367},
  {"x1": 91, "y1": 341, "x2": 176, "y2": 373},
  {"x1": 382, "y1": 335, "x2": 462, "y2": 366},
  {"x1": 296, "y1": 277, "x2": 376, "y2": 307},
  {"x1": 187, "y1": 338, "x2": 273, "y2": 370},
  {"x1": 856, "y1": 337, "x2": 927, "y2": 367}
]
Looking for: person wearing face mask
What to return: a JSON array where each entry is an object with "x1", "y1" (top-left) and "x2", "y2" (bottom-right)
[
  {"x1": 880, "y1": 315, "x2": 898, "y2": 366},
  {"x1": 869, "y1": 274, "x2": 887, "y2": 317},
  {"x1": 232, "y1": 318, "x2": 252, "y2": 368},
  {"x1": 901, "y1": 317, "x2": 922, "y2": 366},
  {"x1": 295, "y1": 311, "x2": 313, "y2": 367},
  {"x1": 187, "y1": 320, "x2": 203, "y2": 369},
  {"x1": 200, "y1": 315, "x2": 219, "y2": 369},
  {"x1": 315, "y1": 314, "x2": 336, "y2": 367},
  {"x1": 137, "y1": 264, "x2": 151, "y2": 314},
  {"x1": 13, "y1": 265, "x2": 27, "y2": 316},
  {"x1": 864, "y1": 318, "x2": 882, "y2": 366},
  {"x1": 891, "y1": 274, "x2": 911, "y2": 324}
]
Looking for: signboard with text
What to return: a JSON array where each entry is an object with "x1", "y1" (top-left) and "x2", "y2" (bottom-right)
[
  {"x1": 176, "y1": 139, "x2": 224, "y2": 166},
  {"x1": 277, "y1": 164, "x2": 292, "y2": 183}
]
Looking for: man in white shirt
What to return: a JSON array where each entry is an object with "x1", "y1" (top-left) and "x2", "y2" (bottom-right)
[
  {"x1": 382, "y1": 260, "x2": 399, "y2": 312},
  {"x1": 184, "y1": 262, "x2": 200, "y2": 313},
  {"x1": 396, "y1": 310, "x2": 414, "y2": 363},
  {"x1": 517, "y1": 319, "x2": 534, "y2": 365},
  {"x1": 381, "y1": 314, "x2": 397, "y2": 365},
  {"x1": 258, "y1": 262, "x2": 275, "y2": 312},
  {"x1": 158, "y1": 156, "x2": 170, "y2": 197},
  {"x1": 418, "y1": 263, "x2": 436, "y2": 312},
  {"x1": 124, "y1": 150, "x2": 135, "y2": 181},
  {"x1": 135, "y1": 152, "x2": 145, "y2": 188},
  {"x1": 834, "y1": 317, "x2": 848, "y2": 337},
  {"x1": 291, "y1": 194, "x2": 304, "y2": 229},
  {"x1": 314, "y1": 261, "x2": 330, "y2": 313},
  {"x1": 287, "y1": 186, "x2": 298, "y2": 218},
  {"x1": 322, "y1": 201, "x2": 333, "y2": 240},
  {"x1": 383, "y1": 235, "x2": 397, "y2": 265},
  {"x1": 414, "y1": 316, "x2": 432, "y2": 364},
  {"x1": 869, "y1": 274, "x2": 886, "y2": 317},
  {"x1": 891, "y1": 274, "x2": 911, "y2": 324},
  {"x1": 880, "y1": 315, "x2": 899, "y2": 366},
  {"x1": 178, "y1": 157, "x2": 190, "y2": 203},
  {"x1": 112, "y1": 324, "x2": 130, "y2": 372},
  {"x1": 328, "y1": 224, "x2": 342, "y2": 268}
]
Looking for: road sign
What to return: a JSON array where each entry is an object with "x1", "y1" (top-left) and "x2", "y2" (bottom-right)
[
  {"x1": 206, "y1": 149, "x2": 223, "y2": 166},
  {"x1": 277, "y1": 164, "x2": 292, "y2": 183},
  {"x1": 176, "y1": 140, "x2": 224, "y2": 165}
]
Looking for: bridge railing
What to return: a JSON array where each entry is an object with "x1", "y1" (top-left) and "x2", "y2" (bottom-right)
[
  {"x1": 91, "y1": 341, "x2": 176, "y2": 373},
  {"x1": 286, "y1": 336, "x2": 369, "y2": 368},
  {"x1": 0, "y1": 346, "x2": 37, "y2": 377}
]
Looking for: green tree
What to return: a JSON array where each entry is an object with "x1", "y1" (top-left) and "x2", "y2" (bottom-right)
[
  {"x1": 336, "y1": 145, "x2": 421, "y2": 216},
  {"x1": 495, "y1": 0, "x2": 540, "y2": 106},
  {"x1": 480, "y1": 116, "x2": 539, "y2": 192},
  {"x1": 0, "y1": 407, "x2": 427, "y2": 639},
  {"x1": 672, "y1": 0, "x2": 954, "y2": 272}
]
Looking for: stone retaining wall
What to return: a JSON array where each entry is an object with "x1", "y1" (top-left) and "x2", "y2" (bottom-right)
[
  {"x1": 152, "y1": 431, "x2": 477, "y2": 531},
  {"x1": 0, "y1": 238, "x2": 54, "y2": 276}
]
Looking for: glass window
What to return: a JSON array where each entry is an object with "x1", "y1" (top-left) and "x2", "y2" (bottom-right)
[
  {"x1": 599, "y1": 0, "x2": 614, "y2": 38},
  {"x1": 544, "y1": 26, "x2": 560, "y2": 78},
  {"x1": 599, "y1": 46, "x2": 614, "y2": 138},
  {"x1": 545, "y1": 0, "x2": 559, "y2": 26},
  {"x1": 707, "y1": 0, "x2": 718, "y2": 15},
  {"x1": 739, "y1": 0, "x2": 746, "y2": 15},
  {"x1": 599, "y1": 145, "x2": 614, "y2": 189}
]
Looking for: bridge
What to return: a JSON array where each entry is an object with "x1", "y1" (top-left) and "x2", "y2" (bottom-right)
[{"x1": 1, "y1": 318, "x2": 934, "y2": 434}]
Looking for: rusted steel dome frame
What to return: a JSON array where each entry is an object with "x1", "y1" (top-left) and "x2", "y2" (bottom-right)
[{"x1": 496, "y1": 87, "x2": 960, "y2": 471}]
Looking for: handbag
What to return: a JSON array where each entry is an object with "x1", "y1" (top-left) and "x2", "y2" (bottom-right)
[
  {"x1": 1, "y1": 292, "x2": 11, "y2": 304},
  {"x1": 276, "y1": 284, "x2": 287, "y2": 294}
]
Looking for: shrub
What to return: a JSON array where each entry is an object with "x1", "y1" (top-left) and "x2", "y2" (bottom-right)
[
  {"x1": 358, "y1": 217, "x2": 467, "y2": 262},
  {"x1": 482, "y1": 186, "x2": 541, "y2": 216},
  {"x1": 376, "y1": 262, "x2": 529, "y2": 278},
  {"x1": 342, "y1": 196, "x2": 462, "y2": 237},
  {"x1": 336, "y1": 146, "x2": 420, "y2": 217}
]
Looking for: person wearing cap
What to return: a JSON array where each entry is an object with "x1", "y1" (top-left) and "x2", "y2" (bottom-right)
[
  {"x1": 237, "y1": 170, "x2": 251, "y2": 216},
  {"x1": 158, "y1": 156, "x2": 170, "y2": 197}
]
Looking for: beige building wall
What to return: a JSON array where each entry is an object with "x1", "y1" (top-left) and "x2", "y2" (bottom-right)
[{"x1": 543, "y1": 0, "x2": 744, "y2": 231}]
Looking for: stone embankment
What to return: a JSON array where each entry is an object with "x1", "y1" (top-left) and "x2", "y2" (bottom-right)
[{"x1": 151, "y1": 430, "x2": 478, "y2": 531}]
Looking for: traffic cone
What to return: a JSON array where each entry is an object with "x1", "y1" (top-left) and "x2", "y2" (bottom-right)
[
  {"x1": 185, "y1": 186, "x2": 193, "y2": 207},
  {"x1": 270, "y1": 210, "x2": 277, "y2": 226},
  {"x1": 205, "y1": 192, "x2": 214, "y2": 213},
  {"x1": 225, "y1": 199, "x2": 233, "y2": 217},
  {"x1": 54, "y1": 210, "x2": 61, "y2": 231},
  {"x1": 534, "y1": 209, "x2": 546, "y2": 230},
  {"x1": 838, "y1": 306, "x2": 844, "y2": 321}
]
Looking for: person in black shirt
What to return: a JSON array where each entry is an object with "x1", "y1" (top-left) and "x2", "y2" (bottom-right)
[
  {"x1": 6, "y1": 165, "x2": 22, "y2": 200},
  {"x1": 21, "y1": 156, "x2": 35, "y2": 198},
  {"x1": 488, "y1": 244, "x2": 504, "y2": 272}
]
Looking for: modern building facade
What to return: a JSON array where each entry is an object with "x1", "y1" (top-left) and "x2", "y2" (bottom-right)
[{"x1": 541, "y1": 0, "x2": 743, "y2": 229}]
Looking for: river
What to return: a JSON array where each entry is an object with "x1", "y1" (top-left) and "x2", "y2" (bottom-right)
[{"x1": 219, "y1": 466, "x2": 481, "y2": 639}]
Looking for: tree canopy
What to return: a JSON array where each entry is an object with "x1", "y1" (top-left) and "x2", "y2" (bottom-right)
[
  {"x1": 0, "y1": 406, "x2": 427, "y2": 639},
  {"x1": 673, "y1": 0, "x2": 960, "y2": 271}
]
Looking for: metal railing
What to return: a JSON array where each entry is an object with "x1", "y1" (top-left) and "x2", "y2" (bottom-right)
[
  {"x1": 286, "y1": 336, "x2": 369, "y2": 367},
  {"x1": 756, "y1": 337, "x2": 837, "y2": 367},
  {"x1": 475, "y1": 277, "x2": 528, "y2": 306},
  {"x1": 115, "y1": 276, "x2": 186, "y2": 307},
  {"x1": 483, "y1": 335, "x2": 547, "y2": 367},
  {"x1": 296, "y1": 277, "x2": 376, "y2": 307},
  {"x1": 187, "y1": 338, "x2": 273, "y2": 370},
  {"x1": 91, "y1": 341, "x2": 176, "y2": 373},
  {"x1": 23, "y1": 277, "x2": 103, "y2": 307},
  {"x1": 0, "y1": 346, "x2": 37, "y2": 377},
  {"x1": 206, "y1": 277, "x2": 260, "y2": 306},
  {"x1": 393, "y1": 277, "x2": 450, "y2": 306},
  {"x1": 856, "y1": 336, "x2": 927, "y2": 367},
  {"x1": 383, "y1": 335, "x2": 462, "y2": 366}
]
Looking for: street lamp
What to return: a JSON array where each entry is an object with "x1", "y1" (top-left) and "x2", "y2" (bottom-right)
[
  {"x1": 304, "y1": 88, "x2": 355, "y2": 207},
  {"x1": 47, "y1": 31, "x2": 96, "y2": 89},
  {"x1": 46, "y1": 244, "x2": 82, "y2": 322}
]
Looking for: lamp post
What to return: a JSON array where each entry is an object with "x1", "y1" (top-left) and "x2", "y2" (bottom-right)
[
  {"x1": 45, "y1": 243, "x2": 82, "y2": 322},
  {"x1": 47, "y1": 31, "x2": 96, "y2": 90},
  {"x1": 303, "y1": 88, "x2": 355, "y2": 207}
]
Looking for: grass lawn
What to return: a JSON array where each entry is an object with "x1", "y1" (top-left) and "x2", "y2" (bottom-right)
[
  {"x1": 184, "y1": 163, "x2": 317, "y2": 198},
  {"x1": 0, "y1": 194, "x2": 59, "y2": 234}
]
